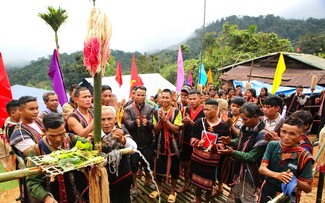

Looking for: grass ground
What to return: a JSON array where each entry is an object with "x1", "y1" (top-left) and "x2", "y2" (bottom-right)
[{"x1": 0, "y1": 161, "x2": 18, "y2": 192}]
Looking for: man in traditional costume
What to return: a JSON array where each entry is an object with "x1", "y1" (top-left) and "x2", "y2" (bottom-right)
[
  {"x1": 9, "y1": 96, "x2": 44, "y2": 202},
  {"x1": 258, "y1": 117, "x2": 314, "y2": 203},
  {"x1": 190, "y1": 99, "x2": 230, "y2": 203},
  {"x1": 177, "y1": 89, "x2": 205, "y2": 193},
  {"x1": 219, "y1": 102, "x2": 268, "y2": 203},
  {"x1": 101, "y1": 106, "x2": 137, "y2": 203},
  {"x1": 150, "y1": 89, "x2": 182, "y2": 203},
  {"x1": 123, "y1": 86, "x2": 155, "y2": 197},
  {"x1": 66, "y1": 87, "x2": 94, "y2": 138},
  {"x1": 10, "y1": 96, "x2": 44, "y2": 160},
  {"x1": 26, "y1": 113, "x2": 90, "y2": 203}
]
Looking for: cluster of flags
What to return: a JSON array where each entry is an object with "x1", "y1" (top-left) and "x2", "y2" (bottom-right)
[
  {"x1": 175, "y1": 48, "x2": 286, "y2": 95},
  {"x1": 0, "y1": 49, "x2": 287, "y2": 127},
  {"x1": 176, "y1": 47, "x2": 213, "y2": 91}
]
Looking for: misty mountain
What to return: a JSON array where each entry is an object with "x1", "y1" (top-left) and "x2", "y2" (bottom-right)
[{"x1": 6, "y1": 15, "x2": 325, "y2": 89}]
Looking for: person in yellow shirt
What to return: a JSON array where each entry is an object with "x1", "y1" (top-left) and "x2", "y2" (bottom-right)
[{"x1": 150, "y1": 89, "x2": 182, "y2": 203}]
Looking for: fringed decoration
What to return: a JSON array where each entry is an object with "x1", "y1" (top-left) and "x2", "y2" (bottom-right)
[
  {"x1": 89, "y1": 166, "x2": 100, "y2": 203},
  {"x1": 84, "y1": 7, "x2": 112, "y2": 77},
  {"x1": 100, "y1": 166, "x2": 109, "y2": 203},
  {"x1": 84, "y1": 37, "x2": 101, "y2": 76},
  {"x1": 89, "y1": 164, "x2": 109, "y2": 203}
]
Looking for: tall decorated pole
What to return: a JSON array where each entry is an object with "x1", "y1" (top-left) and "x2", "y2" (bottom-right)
[
  {"x1": 83, "y1": 2, "x2": 112, "y2": 202},
  {"x1": 83, "y1": 4, "x2": 112, "y2": 150}
]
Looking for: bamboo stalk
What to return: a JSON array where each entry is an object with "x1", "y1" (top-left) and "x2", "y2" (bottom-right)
[
  {"x1": 93, "y1": 72, "x2": 102, "y2": 150},
  {"x1": 0, "y1": 167, "x2": 41, "y2": 183}
]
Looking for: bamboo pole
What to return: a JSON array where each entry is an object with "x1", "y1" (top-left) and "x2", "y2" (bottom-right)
[
  {"x1": 0, "y1": 167, "x2": 41, "y2": 183},
  {"x1": 93, "y1": 72, "x2": 102, "y2": 150}
]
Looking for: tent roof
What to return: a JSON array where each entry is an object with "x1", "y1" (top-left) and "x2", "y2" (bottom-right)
[
  {"x1": 11, "y1": 84, "x2": 63, "y2": 113},
  {"x1": 84, "y1": 73, "x2": 176, "y2": 100}
]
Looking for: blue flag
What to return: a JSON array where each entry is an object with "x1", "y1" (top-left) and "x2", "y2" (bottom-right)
[{"x1": 198, "y1": 63, "x2": 207, "y2": 85}]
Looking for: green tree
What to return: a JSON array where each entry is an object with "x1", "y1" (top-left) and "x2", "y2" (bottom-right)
[
  {"x1": 297, "y1": 33, "x2": 325, "y2": 55},
  {"x1": 38, "y1": 6, "x2": 68, "y2": 49}
]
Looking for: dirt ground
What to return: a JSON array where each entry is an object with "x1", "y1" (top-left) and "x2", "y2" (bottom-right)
[{"x1": 0, "y1": 138, "x2": 324, "y2": 203}]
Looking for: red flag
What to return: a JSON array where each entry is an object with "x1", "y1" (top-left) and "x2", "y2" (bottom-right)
[
  {"x1": 138, "y1": 76, "x2": 144, "y2": 86},
  {"x1": 0, "y1": 52, "x2": 13, "y2": 127},
  {"x1": 115, "y1": 60, "x2": 123, "y2": 87},
  {"x1": 129, "y1": 54, "x2": 143, "y2": 98}
]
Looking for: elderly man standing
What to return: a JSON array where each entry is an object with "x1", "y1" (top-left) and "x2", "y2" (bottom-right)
[
  {"x1": 101, "y1": 106, "x2": 137, "y2": 203},
  {"x1": 39, "y1": 92, "x2": 60, "y2": 119}
]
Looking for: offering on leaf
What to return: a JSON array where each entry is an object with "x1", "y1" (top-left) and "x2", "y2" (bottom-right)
[{"x1": 29, "y1": 141, "x2": 105, "y2": 173}]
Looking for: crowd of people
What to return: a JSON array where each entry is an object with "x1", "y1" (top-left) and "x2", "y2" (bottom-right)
[{"x1": 1, "y1": 81, "x2": 324, "y2": 203}]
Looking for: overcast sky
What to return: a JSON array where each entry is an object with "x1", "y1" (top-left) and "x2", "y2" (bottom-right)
[{"x1": 1, "y1": 0, "x2": 324, "y2": 66}]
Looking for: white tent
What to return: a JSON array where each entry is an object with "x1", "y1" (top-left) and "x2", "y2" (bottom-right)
[
  {"x1": 11, "y1": 84, "x2": 63, "y2": 112},
  {"x1": 84, "y1": 73, "x2": 176, "y2": 100}
]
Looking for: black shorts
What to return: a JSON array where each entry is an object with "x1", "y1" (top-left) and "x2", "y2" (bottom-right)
[
  {"x1": 130, "y1": 146, "x2": 154, "y2": 173},
  {"x1": 155, "y1": 155, "x2": 180, "y2": 180},
  {"x1": 180, "y1": 143, "x2": 193, "y2": 161}
]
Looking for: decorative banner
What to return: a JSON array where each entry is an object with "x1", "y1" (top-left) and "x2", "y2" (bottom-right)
[
  {"x1": 0, "y1": 52, "x2": 12, "y2": 127},
  {"x1": 129, "y1": 54, "x2": 143, "y2": 98},
  {"x1": 207, "y1": 68, "x2": 213, "y2": 84},
  {"x1": 176, "y1": 47, "x2": 184, "y2": 92},
  {"x1": 186, "y1": 70, "x2": 193, "y2": 86},
  {"x1": 198, "y1": 63, "x2": 207, "y2": 85},
  {"x1": 271, "y1": 53, "x2": 286, "y2": 95},
  {"x1": 115, "y1": 60, "x2": 123, "y2": 87},
  {"x1": 48, "y1": 49, "x2": 68, "y2": 106}
]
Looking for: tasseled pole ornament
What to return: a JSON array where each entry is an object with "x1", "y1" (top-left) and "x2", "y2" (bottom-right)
[
  {"x1": 84, "y1": 7, "x2": 112, "y2": 148},
  {"x1": 84, "y1": 5, "x2": 112, "y2": 203}
]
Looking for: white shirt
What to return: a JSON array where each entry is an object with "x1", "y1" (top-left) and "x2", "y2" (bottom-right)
[{"x1": 263, "y1": 113, "x2": 283, "y2": 132}]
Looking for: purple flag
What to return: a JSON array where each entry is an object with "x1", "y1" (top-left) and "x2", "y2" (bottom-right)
[
  {"x1": 48, "y1": 49, "x2": 67, "y2": 106},
  {"x1": 186, "y1": 70, "x2": 193, "y2": 86},
  {"x1": 176, "y1": 47, "x2": 185, "y2": 92}
]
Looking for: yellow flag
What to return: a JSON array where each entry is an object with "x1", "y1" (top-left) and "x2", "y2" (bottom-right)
[
  {"x1": 271, "y1": 53, "x2": 286, "y2": 95},
  {"x1": 207, "y1": 68, "x2": 213, "y2": 84}
]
